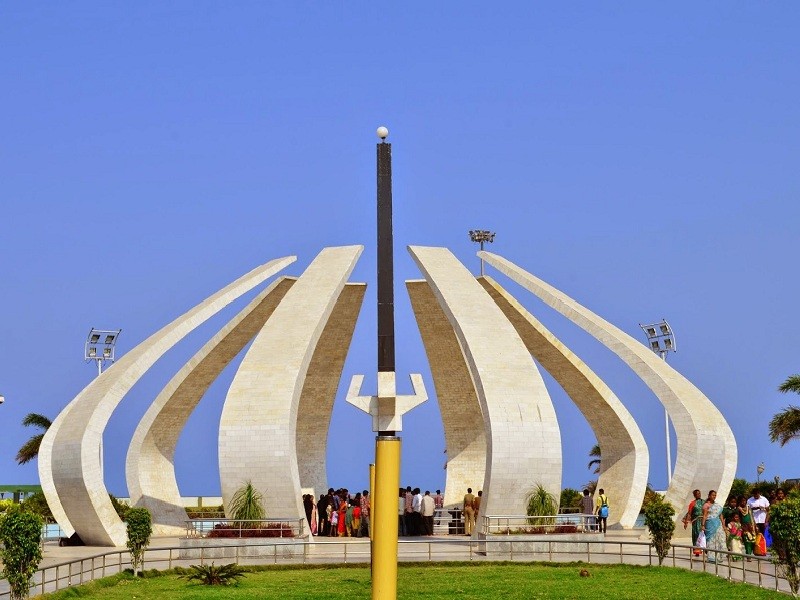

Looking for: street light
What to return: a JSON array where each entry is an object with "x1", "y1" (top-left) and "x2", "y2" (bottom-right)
[
  {"x1": 640, "y1": 319, "x2": 677, "y2": 485},
  {"x1": 469, "y1": 230, "x2": 496, "y2": 276},
  {"x1": 85, "y1": 328, "x2": 121, "y2": 376},
  {"x1": 757, "y1": 462, "x2": 765, "y2": 484}
]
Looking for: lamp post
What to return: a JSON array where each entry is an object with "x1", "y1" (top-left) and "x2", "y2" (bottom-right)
[
  {"x1": 85, "y1": 328, "x2": 122, "y2": 376},
  {"x1": 468, "y1": 230, "x2": 495, "y2": 276},
  {"x1": 757, "y1": 462, "x2": 765, "y2": 485},
  {"x1": 84, "y1": 328, "x2": 121, "y2": 473},
  {"x1": 347, "y1": 127, "x2": 427, "y2": 600},
  {"x1": 640, "y1": 320, "x2": 676, "y2": 485}
]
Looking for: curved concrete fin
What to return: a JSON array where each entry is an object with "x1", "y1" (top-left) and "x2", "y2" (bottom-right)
[
  {"x1": 219, "y1": 246, "x2": 363, "y2": 530},
  {"x1": 479, "y1": 275, "x2": 649, "y2": 528},
  {"x1": 480, "y1": 251, "x2": 737, "y2": 519},
  {"x1": 408, "y1": 246, "x2": 562, "y2": 514},
  {"x1": 126, "y1": 276, "x2": 297, "y2": 536},
  {"x1": 39, "y1": 256, "x2": 296, "y2": 545},
  {"x1": 296, "y1": 282, "x2": 366, "y2": 499},
  {"x1": 407, "y1": 280, "x2": 486, "y2": 508}
]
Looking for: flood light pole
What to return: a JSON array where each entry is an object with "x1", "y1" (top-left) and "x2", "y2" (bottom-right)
[
  {"x1": 85, "y1": 328, "x2": 122, "y2": 376},
  {"x1": 640, "y1": 320, "x2": 676, "y2": 485},
  {"x1": 469, "y1": 230, "x2": 495, "y2": 276}
]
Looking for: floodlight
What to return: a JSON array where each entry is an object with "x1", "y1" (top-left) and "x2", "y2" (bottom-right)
[
  {"x1": 105, "y1": 334, "x2": 116, "y2": 344},
  {"x1": 103, "y1": 348, "x2": 112, "y2": 358},
  {"x1": 646, "y1": 327, "x2": 656, "y2": 337},
  {"x1": 651, "y1": 341, "x2": 660, "y2": 352},
  {"x1": 664, "y1": 338, "x2": 673, "y2": 350},
  {"x1": 90, "y1": 334, "x2": 100, "y2": 343},
  {"x1": 88, "y1": 347, "x2": 97, "y2": 357},
  {"x1": 660, "y1": 324, "x2": 670, "y2": 335}
]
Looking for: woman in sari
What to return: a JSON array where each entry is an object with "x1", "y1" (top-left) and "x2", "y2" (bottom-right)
[
  {"x1": 702, "y1": 490, "x2": 727, "y2": 563},
  {"x1": 683, "y1": 489, "x2": 704, "y2": 556},
  {"x1": 737, "y1": 495, "x2": 755, "y2": 559}
]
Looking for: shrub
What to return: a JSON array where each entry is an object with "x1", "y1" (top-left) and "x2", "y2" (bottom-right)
[
  {"x1": 208, "y1": 522, "x2": 296, "y2": 538},
  {"x1": 20, "y1": 491, "x2": 52, "y2": 519},
  {"x1": 182, "y1": 562, "x2": 247, "y2": 586},
  {"x1": 642, "y1": 493, "x2": 675, "y2": 566},
  {"x1": 125, "y1": 507, "x2": 152, "y2": 576},
  {"x1": 110, "y1": 494, "x2": 131, "y2": 520},
  {"x1": 559, "y1": 488, "x2": 582, "y2": 511},
  {"x1": 0, "y1": 499, "x2": 14, "y2": 514},
  {"x1": 0, "y1": 505, "x2": 44, "y2": 600},
  {"x1": 526, "y1": 484, "x2": 558, "y2": 527},
  {"x1": 229, "y1": 481, "x2": 265, "y2": 523},
  {"x1": 768, "y1": 497, "x2": 800, "y2": 596}
]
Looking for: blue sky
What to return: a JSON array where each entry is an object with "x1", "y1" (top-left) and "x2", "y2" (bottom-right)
[{"x1": 1, "y1": 3, "x2": 798, "y2": 502}]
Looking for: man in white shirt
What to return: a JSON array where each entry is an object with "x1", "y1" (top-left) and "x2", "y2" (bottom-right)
[
  {"x1": 421, "y1": 490, "x2": 436, "y2": 535},
  {"x1": 399, "y1": 488, "x2": 407, "y2": 536},
  {"x1": 747, "y1": 489, "x2": 770, "y2": 534},
  {"x1": 412, "y1": 488, "x2": 424, "y2": 536}
]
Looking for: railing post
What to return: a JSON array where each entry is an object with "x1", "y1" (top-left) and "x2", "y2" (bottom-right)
[
  {"x1": 619, "y1": 542, "x2": 622, "y2": 564},
  {"x1": 56, "y1": 565, "x2": 59, "y2": 592},
  {"x1": 169, "y1": 548, "x2": 173, "y2": 570},
  {"x1": 548, "y1": 540, "x2": 552, "y2": 562},
  {"x1": 672, "y1": 545, "x2": 675, "y2": 567},
  {"x1": 648, "y1": 544, "x2": 652, "y2": 566}
]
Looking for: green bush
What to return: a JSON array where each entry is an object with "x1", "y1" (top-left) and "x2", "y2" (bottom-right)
[
  {"x1": 229, "y1": 481, "x2": 266, "y2": 523},
  {"x1": 20, "y1": 491, "x2": 52, "y2": 519},
  {"x1": 0, "y1": 499, "x2": 14, "y2": 514},
  {"x1": 768, "y1": 497, "x2": 800, "y2": 596},
  {"x1": 110, "y1": 494, "x2": 131, "y2": 520},
  {"x1": 526, "y1": 484, "x2": 558, "y2": 527},
  {"x1": 181, "y1": 562, "x2": 247, "y2": 586},
  {"x1": 125, "y1": 507, "x2": 152, "y2": 576},
  {"x1": 559, "y1": 488, "x2": 582, "y2": 511},
  {"x1": 642, "y1": 494, "x2": 675, "y2": 566},
  {"x1": 0, "y1": 506, "x2": 44, "y2": 600}
]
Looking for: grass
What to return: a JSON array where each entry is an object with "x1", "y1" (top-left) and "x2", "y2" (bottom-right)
[{"x1": 37, "y1": 562, "x2": 787, "y2": 599}]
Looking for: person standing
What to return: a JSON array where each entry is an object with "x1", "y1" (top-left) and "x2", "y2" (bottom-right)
[
  {"x1": 702, "y1": 490, "x2": 726, "y2": 563},
  {"x1": 596, "y1": 488, "x2": 609, "y2": 534},
  {"x1": 433, "y1": 489, "x2": 444, "y2": 526},
  {"x1": 473, "y1": 491, "x2": 483, "y2": 532},
  {"x1": 747, "y1": 489, "x2": 770, "y2": 534},
  {"x1": 421, "y1": 491, "x2": 436, "y2": 535},
  {"x1": 580, "y1": 489, "x2": 594, "y2": 532},
  {"x1": 398, "y1": 488, "x2": 407, "y2": 536},
  {"x1": 360, "y1": 490, "x2": 371, "y2": 538},
  {"x1": 463, "y1": 488, "x2": 476, "y2": 536},
  {"x1": 412, "y1": 488, "x2": 423, "y2": 536},
  {"x1": 404, "y1": 486, "x2": 414, "y2": 536},
  {"x1": 682, "y1": 489, "x2": 704, "y2": 553}
]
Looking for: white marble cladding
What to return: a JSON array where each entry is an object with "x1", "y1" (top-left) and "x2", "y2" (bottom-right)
[
  {"x1": 480, "y1": 251, "x2": 737, "y2": 522},
  {"x1": 219, "y1": 246, "x2": 363, "y2": 531},
  {"x1": 126, "y1": 276, "x2": 297, "y2": 536},
  {"x1": 40, "y1": 257, "x2": 296, "y2": 546},
  {"x1": 408, "y1": 246, "x2": 563, "y2": 517},
  {"x1": 480, "y1": 276, "x2": 649, "y2": 529}
]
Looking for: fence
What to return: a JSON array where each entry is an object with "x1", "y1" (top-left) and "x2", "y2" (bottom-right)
[
  {"x1": 0, "y1": 536, "x2": 792, "y2": 598},
  {"x1": 481, "y1": 514, "x2": 599, "y2": 535}
]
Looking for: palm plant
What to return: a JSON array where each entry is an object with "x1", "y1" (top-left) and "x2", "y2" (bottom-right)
[
  {"x1": 16, "y1": 413, "x2": 52, "y2": 465},
  {"x1": 228, "y1": 481, "x2": 265, "y2": 524},
  {"x1": 526, "y1": 483, "x2": 558, "y2": 528},
  {"x1": 769, "y1": 375, "x2": 800, "y2": 446},
  {"x1": 587, "y1": 443, "x2": 601, "y2": 474},
  {"x1": 182, "y1": 563, "x2": 246, "y2": 586}
]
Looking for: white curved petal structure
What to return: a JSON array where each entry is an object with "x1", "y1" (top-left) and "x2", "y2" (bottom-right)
[
  {"x1": 39, "y1": 256, "x2": 296, "y2": 546},
  {"x1": 296, "y1": 282, "x2": 366, "y2": 498},
  {"x1": 408, "y1": 246, "x2": 562, "y2": 514},
  {"x1": 481, "y1": 251, "x2": 737, "y2": 518},
  {"x1": 126, "y1": 276, "x2": 297, "y2": 536},
  {"x1": 407, "y1": 280, "x2": 486, "y2": 508},
  {"x1": 219, "y1": 246, "x2": 363, "y2": 529},
  {"x1": 479, "y1": 276, "x2": 649, "y2": 529}
]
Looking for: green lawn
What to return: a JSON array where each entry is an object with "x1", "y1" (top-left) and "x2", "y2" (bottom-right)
[{"x1": 38, "y1": 562, "x2": 786, "y2": 600}]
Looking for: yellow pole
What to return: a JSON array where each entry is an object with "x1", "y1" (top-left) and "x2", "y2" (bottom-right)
[
  {"x1": 369, "y1": 463, "x2": 376, "y2": 511},
  {"x1": 369, "y1": 462, "x2": 376, "y2": 576},
  {"x1": 372, "y1": 436, "x2": 401, "y2": 600}
]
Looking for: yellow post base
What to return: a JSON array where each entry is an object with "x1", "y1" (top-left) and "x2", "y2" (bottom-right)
[{"x1": 372, "y1": 436, "x2": 401, "y2": 600}]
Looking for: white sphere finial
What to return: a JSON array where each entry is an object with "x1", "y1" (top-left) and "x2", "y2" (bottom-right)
[{"x1": 376, "y1": 126, "x2": 389, "y2": 140}]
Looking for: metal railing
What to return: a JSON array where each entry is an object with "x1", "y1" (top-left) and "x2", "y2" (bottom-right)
[
  {"x1": 185, "y1": 518, "x2": 305, "y2": 538},
  {"x1": 0, "y1": 536, "x2": 792, "y2": 598},
  {"x1": 481, "y1": 514, "x2": 599, "y2": 535}
]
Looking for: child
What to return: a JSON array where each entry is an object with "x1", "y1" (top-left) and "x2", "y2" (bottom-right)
[
  {"x1": 329, "y1": 506, "x2": 339, "y2": 537},
  {"x1": 727, "y1": 513, "x2": 744, "y2": 560},
  {"x1": 742, "y1": 522, "x2": 756, "y2": 561}
]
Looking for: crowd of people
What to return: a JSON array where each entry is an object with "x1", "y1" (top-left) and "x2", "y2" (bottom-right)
[
  {"x1": 399, "y1": 487, "x2": 445, "y2": 536},
  {"x1": 682, "y1": 487, "x2": 785, "y2": 562},
  {"x1": 303, "y1": 488, "x2": 372, "y2": 538}
]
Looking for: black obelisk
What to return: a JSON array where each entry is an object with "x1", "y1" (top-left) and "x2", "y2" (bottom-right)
[{"x1": 376, "y1": 137, "x2": 395, "y2": 436}]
